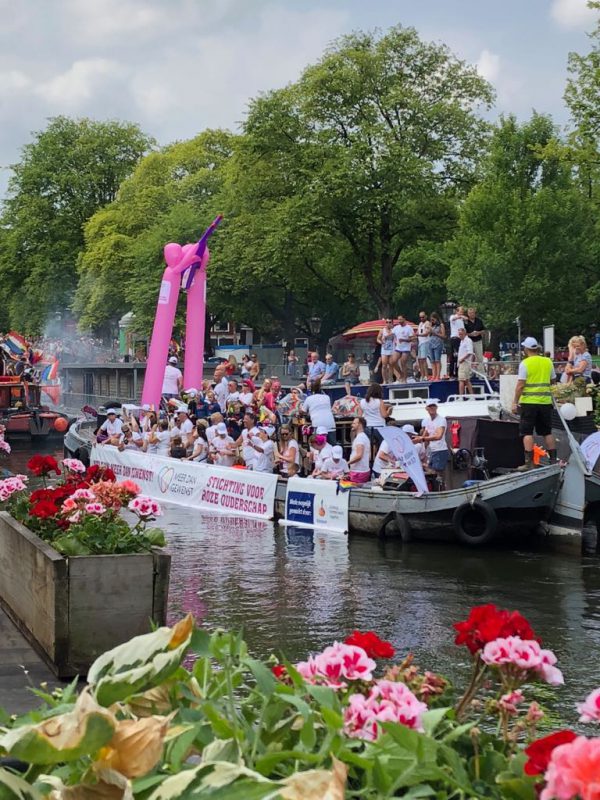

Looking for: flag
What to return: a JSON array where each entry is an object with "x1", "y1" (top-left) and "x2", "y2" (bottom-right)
[
  {"x1": 379, "y1": 427, "x2": 429, "y2": 495},
  {"x1": 3, "y1": 332, "x2": 27, "y2": 357},
  {"x1": 42, "y1": 386, "x2": 61, "y2": 405},
  {"x1": 40, "y1": 359, "x2": 59, "y2": 381},
  {"x1": 580, "y1": 431, "x2": 600, "y2": 471}
]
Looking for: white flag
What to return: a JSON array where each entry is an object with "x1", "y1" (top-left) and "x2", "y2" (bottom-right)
[
  {"x1": 379, "y1": 427, "x2": 429, "y2": 495},
  {"x1": 580, "y1": 431, "x2": 600, "y2": 471}
]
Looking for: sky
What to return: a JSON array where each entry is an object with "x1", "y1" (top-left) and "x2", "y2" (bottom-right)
[{"x1": 0, "y1": 0, "x2": 597, "y2": 193}]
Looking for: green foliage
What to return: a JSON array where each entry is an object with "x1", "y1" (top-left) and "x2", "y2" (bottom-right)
[{"x1": 0, "y1": 117, "x2": 153, "y2": 334}]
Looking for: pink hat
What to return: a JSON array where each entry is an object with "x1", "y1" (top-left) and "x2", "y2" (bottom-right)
[{"x1": 314, "y1": 435, "x2": 326, "y2": 446}]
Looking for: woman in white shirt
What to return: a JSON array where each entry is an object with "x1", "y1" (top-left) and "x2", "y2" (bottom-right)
[
  {"x1": 148, "y1": 420, "x2": 171, "y2": 457},
  {"x1": 275, "y1": 425, "x2": 300, "y2": 476},
  {"x1": 301, "y1": 378, "x2": 336, "y2": 444},
  {"x1": 360, "y1": 383, "x2": 390, "y2": 445},
  {"x1": 377, "y1": 318, "x2": 396, "y2": 384},
  {"x1": 347, "y1": 417, "x2": 372, "y2": 483}
]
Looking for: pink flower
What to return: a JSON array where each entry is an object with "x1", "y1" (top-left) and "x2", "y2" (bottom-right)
[
  {"x1": 128, "y1": 496, "x2": 160, "y2": 518},
  {"x1": 526, "y1": 701, "x2": 545, "y2": 724},
  {"x1": 84, "y1": 502, "x2": 106, "y2": 516},
  {"x1": 343, "y1": 680, "x2": 427, "y2": 740},
  {"x1": 481, "y1": 638, "x2": 515, "y2": 665},
  {"x1": 578, "y1": 688, "x2": 600, "y2": 724},
  {"x1": 61, "y1": 498, "x2": 77, "y2": 513},
  {"x1": 68, "y1": 511, "x2": 82, "y2": 524},
  {"x1": 149, "y1": 499, "x2": 162, "y2": 517},
  {"x1": 540, "y1": 735, "x2": 600, "y2": 800},
  {"x1": 72, "y1": 488, "x2": 95, "y2": 501},
  {"x1": 62, "y1": 458, "x2": 86, "y2": 473},
  {"x1": 481, "y1": 637, "x2": 562, "y2": 686},
  {"x1": 295, "y1": 642, "x2": 376, "y2": 688},
  {"x1": 0, "y1": 440, "x2": 11, "y2": 454},
  {"x1": 119, "y1": 479, "x2": 141, "y2": 496},
  {"x1": 499, "y1": 690, "x2": 524, "y2": 716}
]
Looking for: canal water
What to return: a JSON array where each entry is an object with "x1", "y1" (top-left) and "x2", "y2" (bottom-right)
[{"x1": 7, "y1": 442, "x2": 600, "y2": 724}]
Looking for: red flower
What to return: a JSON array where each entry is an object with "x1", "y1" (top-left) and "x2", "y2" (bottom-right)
[
  {"x1": 453, "y1": 604, "x2": 539, "y2": 655},
  {"x1": 85, "y1": 465, "x2": 116, "y2": 483},
  {"x1": 344, "y1": 631, "x2": 395, "y2": 660},
  {"x1": 524, "y1": 730, "x2": 577, "y2": 776},
  {"x1": 271, "y1": 665, "x2": 287, "y2": 679},
  {"x1": 29, "y1": 488, "x2": 54, "y2": 503},
  {"x1": 29, "y1": 500, "x2": 58, "y2": 519},
  {"x1": 27, "y1": 455, "x2": 60, "y2": 477}
]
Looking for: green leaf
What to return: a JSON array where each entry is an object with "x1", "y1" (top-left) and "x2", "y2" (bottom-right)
[
  {"x1": 243, "y1": 659, "x2": 276, "y2": 695},
  {"x1": 421, "y1": 707, "x2": 451, "y2": 736},
  {"x1": 0, "y1": 768, "x2": 43, "y2": 799}
]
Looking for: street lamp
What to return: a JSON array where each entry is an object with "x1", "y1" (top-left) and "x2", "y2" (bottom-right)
[
  {"x1": 308, "y1": 316, "x2": 322, "y2": 353},
  {"x1": 439, "y1": 300, "x2": 456, "y2": 325}
]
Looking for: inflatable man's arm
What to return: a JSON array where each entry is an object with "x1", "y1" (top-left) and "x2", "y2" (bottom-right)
[{"x1": 181, "y1": 215, "x2": 223, "y2": 288}]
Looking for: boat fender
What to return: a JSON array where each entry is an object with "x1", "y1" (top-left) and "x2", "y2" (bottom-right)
[
  {"x1": 377, "y1": 512, "x2": 395, "y2": 539},
  {"x1": 452, "y1": 500, "x2": 497, "y2": 546},
  {"x1": 394, "y1": 511, "x2": 412, "y2": 543},
  {"x1": 76, "y1": 447, "x2": 91, "y2": 468}
]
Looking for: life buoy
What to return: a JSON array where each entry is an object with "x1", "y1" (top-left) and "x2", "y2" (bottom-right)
[
  {"x1": 394, "y1": 511, "x2": 412, "y2": 543},
  {"x1": 452, "y1": 500, "x2": 497, "y2": 546}
]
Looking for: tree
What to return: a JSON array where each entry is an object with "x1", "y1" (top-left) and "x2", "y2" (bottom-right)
[
  {"x1": 223, "y1": 25, "x2": 493, "y2": 321},
  {"x1": 447, "y1": 114, "x2": 597, "y2": 338},
  {"x1": 74, "y1": 130, "x2": 236, "y2": 335},
  {"x1": 0, "y1": 117, "x2": 152, "y2": 333}
]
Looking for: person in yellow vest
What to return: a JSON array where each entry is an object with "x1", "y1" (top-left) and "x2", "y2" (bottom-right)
[{"x1": 511, "y1": 337, "x2": 557, "y2": 471}]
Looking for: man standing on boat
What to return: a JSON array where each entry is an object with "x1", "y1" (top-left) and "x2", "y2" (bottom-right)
[
  {"x1": 417, "y1": 401, "x2": 449, "y2": 483},
  {"x1": 512, "y1": 337, "x2": 557, "y2": 471}
]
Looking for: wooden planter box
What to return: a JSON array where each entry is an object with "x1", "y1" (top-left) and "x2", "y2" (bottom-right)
[{"x1": 0, "y1": 512, "x2": 170, "y2": 678}]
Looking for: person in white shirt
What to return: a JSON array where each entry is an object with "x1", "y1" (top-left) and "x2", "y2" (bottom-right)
[
  {"x1": 162, "y1": 357, "x2": 183, "y2": 399},
  {"x1": 416, "y1": 311, "x2": 432, "y2": 381},
  {"x1": 148, "y1": 420, "x2": 171, "y2": 457},
  {"x1": 212, "y1": 366, "x2": 229, "y2": 412},
  {"x1": 236, "y1": 412, "x2": 259, "y2": 469},
  {"x1": 301, "y1": 379, "x2": 336, "y2": 443},
  {"x1": 98, "y1": 409, "x2": 123, "y2": 443},
  {"x1": 391, "y1": 315, "x2": 415, "y2": 383},
  {"x1": 210, "y1": 422, "x2": 236, "y2": 467},
  {"x1": 372, "y1": 439, "x2": 395, "y2": 477},
  {"x1": 347, "y1": 417, "x2": 372, "y2": 483},
  {"x1": 457, "y1": 328, "x2": 474, "y2": 395},
  {"x1": 171, "y1": 410, "x2": 194, "y2": 448},
  {"x1": 206, "y1": 412, "x2": 224, "y2": 445},
  {"x1": 239, "y1": 380, "x2": 255, "y2": 409},
  {"x1": 401, "y1": 424, "x2": 428, "y2": 467},
  {"x1": 117, "y1": 424, "x2": 144, "y2": 451},
  {"x1": 311, "y1": 434, "x2": 334, "y2": 476},
  {"x1": 417, "y1": 402, "x2": 449, "y2": 478},
  {"x1": 275, "y1": 425, "x2": 301, "y2": 476},
  {"x1": 360, "y1": 383, "x2": 390, "y2": 445},
  {"x1": 185, "y1": 426, "x2": 209, "y2": 462},
  {"x1": 320, "y1": 445, "x2": 349, "y2": 479},
  {"x1": 449, "y1": 306, "x2": 467, "y2": 379},
  {"x1": 250, "y1": 428, "x2": 275, "y2": 472},
  {"x1": 377, "y1": 318, "x2": 396, "y2": 384}
]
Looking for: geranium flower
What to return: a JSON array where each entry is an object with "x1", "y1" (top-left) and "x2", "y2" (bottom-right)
[
  {"x1": 0, "y1": 440, "x2": 11, "y2": 454},
  {"x1": 344, "y1": 631, "x2": 395, "y2": 659},
  {"x1": 453, "y1": 604, "x2": 538, "y2": 655},
  {"x1": 344, "y1": 680, "x2": 427, "y2": 740},
  {"x1": 72, "y1": 488, "x2": 95, "y2": 502},
  {"x1": 296, "y1": 642, "x2": 376, "y2": 688},
  {"x1": 119, "y1": 480, "x2": 141, "y2": 497},
  {"x1": 524, "y1": 730, "x2": 578, "y2": 776},
  {"x1": 271, "y1": 664, "x2": 286, "y2": 679},
  {"x1": 85, "y1": 465, "x2": 116, "y2": 483},
  {"x1": 27, "y1": 455, "x2": 61, "y2": 477},
  {"x1": 128, "y1": 496, "x2": 159, "y2": 518},
  {"x1": 578, "y1": 688, "x2": 600, "y2": 723},
  {"x1": 540, "y1": 735, "x2": 600, "y2": 799},
  {"x1": 84, "y1": 502, "x2": 106, "y2": 516},
  {"x1": 29, "y1": 499, "x2": 58, "y2": 519},
  {"x1": 62, "y1": 458, "x2": 86, "y2": 474},
  {"x1": 481, "y1": 637, "x2": 563, "y2": 686},
  {"x1": 499, "y1": 690, "x2": 524, "y2": 716}
]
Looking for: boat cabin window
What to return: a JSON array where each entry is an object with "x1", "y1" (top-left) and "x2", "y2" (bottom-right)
[{"x1": 388, "y1": 387, "x2": 430, "y2": 401}]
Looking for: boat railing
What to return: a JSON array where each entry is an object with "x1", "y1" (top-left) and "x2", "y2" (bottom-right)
[
  {"x1": 385, "y1": 397, "x2": 429, "y2": 408},
  {"x1": 445, "y1": 393, "x2": 501, "y2": 403}
]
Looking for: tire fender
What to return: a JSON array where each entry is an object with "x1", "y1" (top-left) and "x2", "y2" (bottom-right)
[
  {"x1": 452, "y1": 500, "x2": 497, "y2": 546},
  {"x1": 394, "y1": 511, "x2": 412, "y2": 543}
]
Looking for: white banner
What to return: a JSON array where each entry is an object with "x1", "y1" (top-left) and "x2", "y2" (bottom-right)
[
  {"x1": 379, "y1": 426, "x2": 429, "y2": 495},
  {"x1": 280, "y1": 476, "x2": 349, "y2": 533},
  {"x1": 580, "y1": 431, "x2": 600, "y2": 472},
  {"x1": 91, "y1": 446, "x2": 278, "y2": 520}
]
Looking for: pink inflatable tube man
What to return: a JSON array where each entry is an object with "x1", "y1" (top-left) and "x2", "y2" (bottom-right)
[{"x1": 141, "y1": 215, "x2": 223, "y2": 409}]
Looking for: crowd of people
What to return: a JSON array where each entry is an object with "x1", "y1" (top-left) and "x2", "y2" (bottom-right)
[{"x1": 95, "y1": 356, "x2": 451, "y2": 487}]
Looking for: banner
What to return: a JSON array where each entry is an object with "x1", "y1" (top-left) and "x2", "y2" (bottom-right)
[
  {"x1": 580, "y1": 431, "x2": 600, "y2": 472},
  {"x1": 91, "y1": 446, "x2": 278, "y2": 520},
  {"x1": 379, "y1": 426, "x2": 429, "y2": 495},
  {"x1": 281, "y1": 476, "x2": 349, "y2": 533}
]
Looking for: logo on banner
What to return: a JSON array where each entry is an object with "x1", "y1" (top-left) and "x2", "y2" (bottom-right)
[
  {"x1": 158, "y1": 466, "x2": 175, "y2": 493},
  {"x1": 286, "y1": 491, "x2": 314, "y2": 524}
]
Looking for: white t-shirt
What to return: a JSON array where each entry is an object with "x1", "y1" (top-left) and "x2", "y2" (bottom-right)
[
  {"x1": 191, "y1": 440, "x2": 209, "y2": 462},
  {"x1": 393, "y1": 324, "x2": 414, "y2": 353},
  {"x1": 280, "y1": 438, "x2": 300, "y2": 474},
  {"x1": 421, "y1": 414, "x2": 448, "y2": 452},
  {"x1": 227, "y1": 391, "x2": 240, "y2": 406},
  {"x1": 417, "y1": 321, "x2": 431, "y2": 344},
  {"x1": 302, "y1": 394, "x2": 335, "y2": 432},
  {"x1": 449, "y1": 314, "x2": 465, "y2": 338},
  {"x1": 517, "y1": 360, "x2": 557, "y2": 381},
  {"x1": 212, "y1": 435, "x2": 235, "y2": 467},
  {"x1": 100, "y1": 418, "x2": 123, "y2": 436},
  {"x1": 350, "y1": 431, "x2": 371, "y2": 472},
  {"x1": 241, "y1": 427, "x2": 259, "y2": 467},
  {"x1": 253, "y1": 437, "x2": 274, "y2": 472},
  {"x1": 162, "y1": 365, "x2": 182, "y2": 395},
  {"x1": 373, "y1": 440, "x2": 393, "y2": 474},
  {"x1": 313, "y1": 443, "x2": 333, "y2": 472},
  {"x1": 321, "y1": 456, "x2": 349, "y2": 477},
  {"x1": 380, "y1": 327, "x2": 395, "y2": 353},
  {"x1": 239, "y1": 391, "x2": 254, "y2": 407},
  {"x1": 119, "y1": 431, "x2": 143, "y2": 450},
  {"x1": 171, "y1": 419, "x2": 194, "y2": 438},
  {"x1": 154, "y1": 430, "x2": 171, "y2": 457},
  {"x1": 206, "y1": 424, "x2": 220, "y2": 444},
  {"x1": 214, "y1": 378, "x2": 229, "y2": 411},
  {"x1": 458, "y1": 337, "x2": 474, "y2": 363},
  {"x1": 360, "y1": 397, "x2": 386, "y2": 428}
]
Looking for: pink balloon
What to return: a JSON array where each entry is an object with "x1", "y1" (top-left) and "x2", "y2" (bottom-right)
[{"x1": 164, "y1": 242, "x2": 183, "y2": 268}]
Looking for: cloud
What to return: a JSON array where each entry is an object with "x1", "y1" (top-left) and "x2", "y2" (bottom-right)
[
  {"x1": 0, "y1": 70, "x2": 31, "y2": 95},
  {"x1": 35, "y1": 59, "x2": 126, "y2": 110},
  {"x1": 476, "y1": 49, "x2": 501, "y2": 82},
  {"x1": 550, "y1": 0, "x2": 597, "y2": 30}
]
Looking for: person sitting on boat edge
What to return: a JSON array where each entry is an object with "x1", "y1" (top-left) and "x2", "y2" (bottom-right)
[
  {"x1": 97, "y1": 408, "x2": 123, "y2": 443},
  {"x1": 306, "y1": 351, "x2": 326, "y2": 389},
  {"x1": 310, "y1": 432, "x2": 334, "y2": 477},
  {"x1": 320, "y1": 445, "x2": 349, "y2": 479},
  {"x1": 416, "y1": 401, "x2": 449, "y2": 482},
  {"x1": 347, "y1": 417, "x2": 372, "y2": 484},
  {"x1": 360, "y1": 382, "x2": 391, "y2": 447},
  {"x1": 321, "y1": 354, "x2": 339, "y2": 385}
]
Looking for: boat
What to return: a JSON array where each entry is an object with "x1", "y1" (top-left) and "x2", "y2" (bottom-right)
[
  {"x1": 0, "y1": 377, "x2": 70, "y2": 441},
  {"x1": 274, "y1": 465, "x2": 562, "y2": 545}
]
